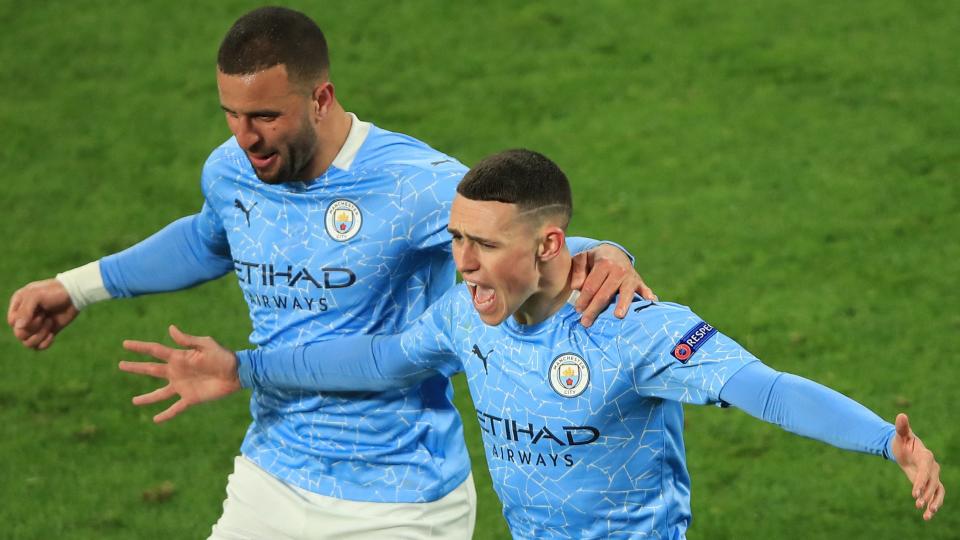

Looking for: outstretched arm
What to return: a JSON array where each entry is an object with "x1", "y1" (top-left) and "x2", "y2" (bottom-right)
[
  {"x1": 120, "y1": 329, "x2": 453, "y2": 422},
  {"x1": 8, "y1": 213, "x2": 231, "y2": 350},
  {"x1": 99, "y1": 212, "x2": 233, "y2": 298},
  {"x1": 719, "y1": 362, "x2": 944, "y2": 520},
  {"x1": 120, "y1": 290, "x2": 465, "y2": 421}
]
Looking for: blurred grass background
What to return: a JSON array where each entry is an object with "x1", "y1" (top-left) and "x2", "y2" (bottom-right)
[{"x1": 1, "y1": 1, "x2": 957, "y2": 538}]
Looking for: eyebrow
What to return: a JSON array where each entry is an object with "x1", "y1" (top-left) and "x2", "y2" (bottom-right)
[
  {"x1": 219, "y1": 105, "x2": 281, "y2": 117},
  {"x1": 446, "y1": 226, "x2": 498, "y2": 245}
]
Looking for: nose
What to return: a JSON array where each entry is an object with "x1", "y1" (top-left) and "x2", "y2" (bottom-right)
[
  {"x1": 231, "y1": 117, "x2": 262, "y2": 151},
  {"x1": 454, "y1": 240, "x2": 479, "y2": 276}
]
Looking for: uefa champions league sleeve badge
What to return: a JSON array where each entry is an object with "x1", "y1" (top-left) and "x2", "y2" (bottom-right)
[
  {"x1": 325, "y1": 199, "x2": 363, "y2": 241},
  {"x1": 549, "y1": 353, "x2": 590, "y2": 398}
]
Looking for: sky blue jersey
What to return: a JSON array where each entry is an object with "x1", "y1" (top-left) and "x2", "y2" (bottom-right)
[
  {"x1": 241, "y1": 287, "x2": 754, "y2": 537},
  {"x1": 239, "y1": 285, "x2": 896, "y2": 538},
  {"x1": 99, "y1": 116, "x2": 608, "y2": 503}
]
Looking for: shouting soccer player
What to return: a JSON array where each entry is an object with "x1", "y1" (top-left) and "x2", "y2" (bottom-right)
[
  {"x1": 121, "y1": 149, "x2": 944, "y2": 538},
  {"x1": 5, "y1": 8, "x2": 652, "y2": 540}
]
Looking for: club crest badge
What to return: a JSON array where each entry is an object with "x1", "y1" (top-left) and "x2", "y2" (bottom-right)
[
  {"x1": 325, "y1": 199, "x2": 362, "y2": 241},
  {"x1": 549, "y1": 353, "x2": 590, "y2": 398}
]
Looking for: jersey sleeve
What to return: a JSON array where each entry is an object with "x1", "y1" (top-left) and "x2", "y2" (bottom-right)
[
  {"x1": 403, "y1": 161, "x2": 465, "y2": 252},
  {"x1": 619, "y1": 301, "x2": 758, "y2": 405},
  {"x1": 99, "y1": 204, "x2": 232, "y2": 298},
  {"x1": 719, "y1": 361, "x2": 897, "y2": 460},
  {"x1": 566, "y1": 238, "x2": 636, "y2": 263},
  {"x1": 237, "y1": 287, "x2": 465, "y2": 392}
]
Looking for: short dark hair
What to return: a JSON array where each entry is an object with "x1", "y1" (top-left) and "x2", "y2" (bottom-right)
[
  {"x1": 217, "y1": 6, "x2": 329, "y2": 87},
  {"x1": 457, "y1": 149, "x2": 573, "y2": 228}
]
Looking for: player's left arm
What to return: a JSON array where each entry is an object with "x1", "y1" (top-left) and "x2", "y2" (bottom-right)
[
  {"x1": 719, "y1": 363, "x2": 944, "y2": 520},
  {"x1": 626, "y1": 303, "x2": 944, "y2": 520}
]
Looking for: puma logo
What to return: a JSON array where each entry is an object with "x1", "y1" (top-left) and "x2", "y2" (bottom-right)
[
  {"x1": 471, "y1": 344, "x2": 493, "y2": 374},
  {"x1": 234, "y1": 199, "x2": 258, "y2": 227}
]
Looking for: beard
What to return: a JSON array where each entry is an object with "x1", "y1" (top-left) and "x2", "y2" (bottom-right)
[{"x1": 250, "y1": 115, "x2": 319, "y2": 184}]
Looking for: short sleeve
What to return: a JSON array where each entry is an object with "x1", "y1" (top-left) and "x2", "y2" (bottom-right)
[{"x1": 618, "y1": 302, "x2": 759, "y2": 405}]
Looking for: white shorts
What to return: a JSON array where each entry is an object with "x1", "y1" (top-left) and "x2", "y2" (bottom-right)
[{"x1": 208, "y1": 456, "x2": 477, "y2": 540}]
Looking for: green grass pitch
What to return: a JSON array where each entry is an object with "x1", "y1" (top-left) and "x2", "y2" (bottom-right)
[{"x1": 1, "y1": 1, "x2": 957, "y2": 538}]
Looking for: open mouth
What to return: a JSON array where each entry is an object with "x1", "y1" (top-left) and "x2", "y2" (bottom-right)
[
  {"x1": 465, "y1": 280, "x2": 496, "y2": 313},
  {"x1": 248, "y1": 152, "x2": 277, "y2": 169}
]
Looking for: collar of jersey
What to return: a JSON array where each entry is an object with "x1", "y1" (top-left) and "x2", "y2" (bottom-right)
[
  {"x1": 502, "y1": 296, "x2": 580, "y2": 337},
  {"x1": 330, "y1": 112, "x2": 372, "y2": 171}
]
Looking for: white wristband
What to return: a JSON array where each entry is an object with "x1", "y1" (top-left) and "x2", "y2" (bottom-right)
[{"x1": 55, "y1": 261, "x2": 112, "y2": 310}]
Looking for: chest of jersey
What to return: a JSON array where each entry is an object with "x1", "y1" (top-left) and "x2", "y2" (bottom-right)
[
  {"x1": 210, "y1": 171, "x2": 428, "y2": 343},
  {"x1": 458, "y1": 319, "x2": 672, "y2": 468},
  {"x1": 450, "y1": 315, "x2": 685, "y2": 536}
]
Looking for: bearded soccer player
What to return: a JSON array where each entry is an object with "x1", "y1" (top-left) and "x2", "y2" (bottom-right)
[
  {"x1": 121, "y1": 149, "x2": 944, "y2": 538},
  {"x1": 5, "y1": 8, "x2": 653, "y2": 540}
]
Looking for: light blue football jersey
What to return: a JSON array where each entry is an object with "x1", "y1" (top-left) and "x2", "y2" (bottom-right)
[
  {"x1": 239, "y1": 280, "x2": 902, "y2": 537},
  {"x1": 195, "y1": 116, "x2": 470, "y2": 502},
  {"x1": 309, "y1": 287, "x2": 760, "y2": 538},
  {"x1": 106, "y1": 116, "x2": 605, "y2": 504}
]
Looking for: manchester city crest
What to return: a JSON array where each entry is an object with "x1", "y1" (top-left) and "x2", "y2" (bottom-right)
[
  {"x1": 548, "y1": 353, "x2": 590, "y2": 398},
  {"x1": 325, "y1": 199, "x2": 362, "y2": 241}
]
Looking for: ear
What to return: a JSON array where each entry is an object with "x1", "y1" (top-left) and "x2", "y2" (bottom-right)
[
  {"x1": 537, "y1": 226, "x2": 566, "y2": 262},
  {"x1": 312, "y1": 81, "x2": 335, "y2": 118}
]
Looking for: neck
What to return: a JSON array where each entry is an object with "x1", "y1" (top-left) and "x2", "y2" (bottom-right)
[
  {"x1": 512, "y1": 249, "x2": 574, "y2": 326},
  {"x1": 304, "y1": 100, "x2": 351, "y2": 179}
]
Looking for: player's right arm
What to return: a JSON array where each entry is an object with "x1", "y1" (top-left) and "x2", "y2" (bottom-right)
[
  {"x1": 8, "y1": 202, "x2": 232, "y2": 350},
  {"x1": 119, "y1": 288, "x2": 466, "y2": 421}
]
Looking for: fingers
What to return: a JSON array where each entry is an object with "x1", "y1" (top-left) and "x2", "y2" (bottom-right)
[
  {"x1": 7, "y1": 291, "x2": 22, "y2": 327},
  {"x1": 579, "y1": 271, "x2": 623, "y2": 328},
  {"x1": 569, "y1": 253, "x2": 588, "y2": 290},
  {"x1": 10, "y1": 291, "x2": 38, "y2": 331},
  {"x1": 635, "y1": 278, "x2": 658, "y2": 303},
  {"x1": 118, "y1": 360, "x2": 168, "y2": 379},
  {"x1": 36, "y1": 332, "x2": 56, "y2": 350},
  {"x1": 913, "y1": 456, "x2": 939, "y2": 502},
  {"x1": 916, "y1": 450, "x2": 941, "y2": 515},
  {"x1": 132, "y1": 384, "x2": 176, "y2": 406},
  {"x1": 154, "y1": 399, "x2": 189, "y2": 423},
  {"x1": 169, "y1": 325, "x2": 205, "y2": 349},
  {"x1": 575, "y1": 262, "x2": 611, "y2": 313},
  {"x1": 614, "y1": 285, "x2": 633, "y2": 319},
  {"x1": 924, "y1": 483, "x2": 945, "y2": 520},
  {"x1": 123, "y1": 340, "x2": 174, "y2": 361},
  {"x1": 20, "y1": 318, "x2": 54, "y2": 349},
  {"x1": 895, "y1": 413, "x2": 912, "y2": 441}
]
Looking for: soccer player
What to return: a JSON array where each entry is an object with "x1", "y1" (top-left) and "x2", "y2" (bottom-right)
[
  {"x1": 5, "y1": 7, "x2": 652, "y2": 540},
  {"x1": 120, "y1": 149, "x2": 944, "y2": 539}
]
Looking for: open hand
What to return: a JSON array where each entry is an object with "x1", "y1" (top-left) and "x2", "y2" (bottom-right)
[
  {"x1": 119, "y1": 325, "x2": 242, "y2": 423},
  {"x1": 892, "y1": 413, "x2": 945, "y2": 520}
]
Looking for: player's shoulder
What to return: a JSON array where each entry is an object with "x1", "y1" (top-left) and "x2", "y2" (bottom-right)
[
  {"x1": 355, "y1": 123, "x2": 467, "y2": 180},
  {"x1": 589, "y1": 298, "x2": 716, "y2": 367},
  {"x1": 201, "y1": 137, "x2": 251, "y2": 187},
  {"x1": 591, "y1": 297, "x2": 703, "y2": 337}
]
